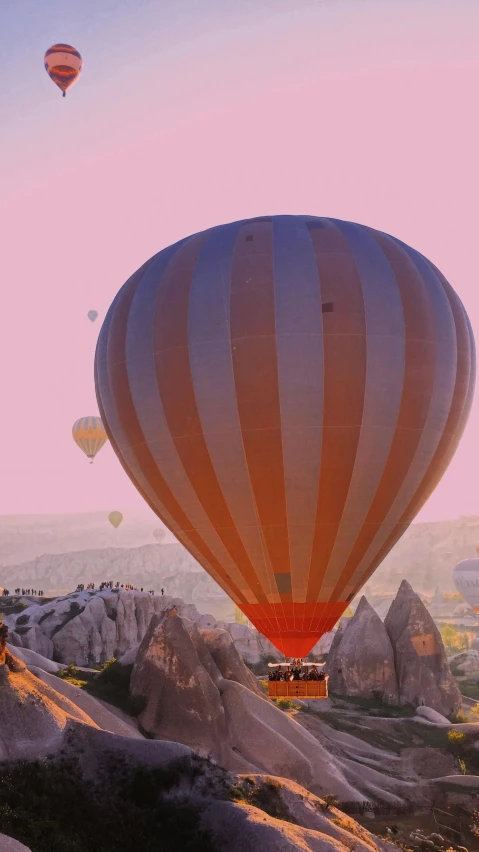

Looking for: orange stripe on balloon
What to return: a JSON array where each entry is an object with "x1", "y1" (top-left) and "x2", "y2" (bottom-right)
[
  {"x1": 330, "y1": 232, "x2": 436, "y2": 600},
  {"x1": 305, "y1": 222, "x2": 366, "y2": 620},
  {"x1": 153, "y1": 232, "x2": 270, "y2": 605},
  {"x1": 230, "y1": 222, "x2": 291, "y2": 599},
  {"x1": 346, "y1": 269, "x2": 474, "y2": 601}
]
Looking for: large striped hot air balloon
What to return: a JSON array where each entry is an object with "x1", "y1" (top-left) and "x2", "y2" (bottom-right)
[
  {"x1": 44, "y1": 44, "x2": 82, "y2": 97},
  {"x1": 453, "y1": 560, "x2": 479, "y2": 612},
  {"x1": 95, "y1": 215, "x2": 475, "y2": 657},
  {"x1": 72, "y1": 416, "x2": 107, "y2": 463}
]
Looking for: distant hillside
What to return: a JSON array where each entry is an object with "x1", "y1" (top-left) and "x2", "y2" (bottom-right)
[
  {"x1": 0, "y1": 543, "x2": 234, "y2": 621},
  {"x1": 0, "y1": 510, "x2": 171, "y2": 565},
  {"x1": 1, "y1": 512, "x2": 478, "y2": 610},
  {"x1": 363, "y1": 514, "x2": 479, "y2": 595}
]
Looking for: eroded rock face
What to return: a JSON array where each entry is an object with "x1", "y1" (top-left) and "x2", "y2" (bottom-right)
[
  {"x1": 130, "y1": 613, "x2": 363, "y2": 801},
  {"x1": 3, "y1": 590, "x2": 283, "y2": 667},
  {"x1": 449, "y1": 649, "x2": 479, "y2": 677},
  {"x1": 0, "y1": 649, "x2": 98, "y2": 761},
  {"x1": 130, "y1": 613, "x2": 230, "y2": 762},
  {"x1": 385, "y1": 580, "x2": 461, "y2": 717},
  {"x1": 327, "y1": 597, "x2": 399, "y2": 704},
  {"x1": 200, "y1": 629, "x2": 264, "y2": 697}
]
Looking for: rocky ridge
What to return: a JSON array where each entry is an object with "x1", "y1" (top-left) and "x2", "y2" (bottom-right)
[
  {"x1": 4, "y1": 588, "x2": 332, "y2": 666},
  {"x1": 327, "y1": 582, "x2": 462, "y2": 717}
]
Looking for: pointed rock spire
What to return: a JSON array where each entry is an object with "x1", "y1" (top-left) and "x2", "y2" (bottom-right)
[{"x1": 327, "y1": 596, "x2": 398, "y2": 704}]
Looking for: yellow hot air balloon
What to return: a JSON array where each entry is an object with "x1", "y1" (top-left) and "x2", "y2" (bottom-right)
[
  {"x1": 72, "y1": 416, "x2": 107, "y2": 463},
  {"x1": 108, "y1": 511, "x2": 123, "y2": 529},
  {"x1": 44, "y1": 44, "x2": 82, "y2": 97}
]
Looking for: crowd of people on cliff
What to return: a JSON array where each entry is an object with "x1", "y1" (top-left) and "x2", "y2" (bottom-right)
[
  {"x1": 1, "y1": 585, "x2": 165, "y2": 598},
  {"x1": 75, "y1": 582, "x2": 164, "y2": 596},
  {"x1": 2, "y1": 588, "x2": 44, "y2": 597}
]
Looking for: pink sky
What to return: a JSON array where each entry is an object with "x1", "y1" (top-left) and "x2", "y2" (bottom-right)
[{"x1": 1, "y1": 0, "x2": 478, "y2": 521}]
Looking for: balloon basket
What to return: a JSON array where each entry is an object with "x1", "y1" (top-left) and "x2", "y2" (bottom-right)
[{"x1": 268, "y1": 680, "x2": 328, "y2": 699}]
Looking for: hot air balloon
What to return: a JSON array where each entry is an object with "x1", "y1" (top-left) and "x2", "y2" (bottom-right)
[
  {"x1": 44, "y1": 44, "x2": 82, "y2": 97},
  {"x1": 109, "y1": 511, "x2": 123, "y2": 529},
  {"x1": 72, "y1": 416, "x2": 107, "y2": 463},
  {"x1": 453, "y1": 560, "x2": 479, "y2": 612},
  {"x1": 153, "y1": 528, "x2": 166, "y2": 543},
  {"x1": 88, "y1": 311, "x2": 99, "y2": 323},
  {"x1": 95, "y1": 215, "x2": 475, "y2": 658}
]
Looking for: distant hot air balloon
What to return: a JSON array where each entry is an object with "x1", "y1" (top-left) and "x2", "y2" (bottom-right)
[
  {"x1": 44, "y1": 44, "x2": 82, "y2": 97},
  {"x1": 95, "y1": 215, "x2": 475, "y2": 658},
  {"x1": 109, "y1": 511, "x2": 123, "y2": 529},
  {"x1": 453, "y1": 560, "x2": 479, "y2": 613},
  {"x1": 72, "y1": 416, "x2": 107, "y2": 463},
  {"x1": 88, "y1": 311, "x2": 99, "y2": 323},
  {"x1": 153, "y1": 528, "x2": 166, "y2": 543}
]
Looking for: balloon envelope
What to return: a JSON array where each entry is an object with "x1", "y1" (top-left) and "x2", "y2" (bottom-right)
[
  {"x1": 95, "y1": 215, "x2": 475, "y2": 657},
  {"x1": 72, "y1": 416, "x2": 107, "y2": 461},
  {"x1": 44, "y1": 44, "x2": 82, "y2": 95},
  {"x1": 453, "y1": 559, "x2": 479, "y2": 613},
  {"x1": 88, "y1": 311, "x2": 99, "y2": 323},
  {"x1": 109, "y1": 511, "x2": 123, "y2": 529}
]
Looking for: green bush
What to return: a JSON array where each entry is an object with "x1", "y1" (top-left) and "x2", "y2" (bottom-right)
[
  {"x1": 55, "y1": 659, "x2": 146, "y2": 717},
  {"x1": 0, "y1": 599, "x2": 28, "y2": 616},
  {"x1": 447, "y1": 729, "x2": 467, "y2": 747},
  {"x1": 320, "y1": 793, "x2": 339, "y2": 812},
  {"x1": 275, "y1": 698, "x2": 295, "y2": 711},
  {"x1": 85, "y1": 660, "x2": 146, "y2": 718},
  {"x1": 249, "y1": 780, "x2": 294, "y2": 823}
]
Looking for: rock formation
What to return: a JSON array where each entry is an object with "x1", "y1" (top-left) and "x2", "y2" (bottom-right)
[
  {"x1": 4, "y1": 589, "x2": 285, "y2": 666},
  {"x1": 449, "y1": 649, "x2": 479, "y2": 677},
  {"x1": 0, "y1": 647, "x2": 98, "y2": 760},
  {"x1": 200, "y1": 777, "x2": 397, "y2": 852},
  {"x1": 324, "y1": 583, "x2": 462, "y2": 717},
  {"x1": 6, "y1": 644, "x2": 64, "y2": 674},
  {"x1": 384, "y1": 580, "x2": 461, "y2": 717},
  {"x1": 413, "y1": 706, "x2": 451, "y2": 726},
  {"x1": 200, "y1": 628, "x2": 264, "y2": 695},
  {"x1": 327, "y1": 597, "x2": 398, "y2": 704},
  {"x1": 131, "y1": 613, "x2": 232, "y2": 763},
  {"x1": 130, "y1": 610, "x2": 365, "y2": 801},
  {"x1": 0, "y1": 716, "x2": 397, "y2": 852}
]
